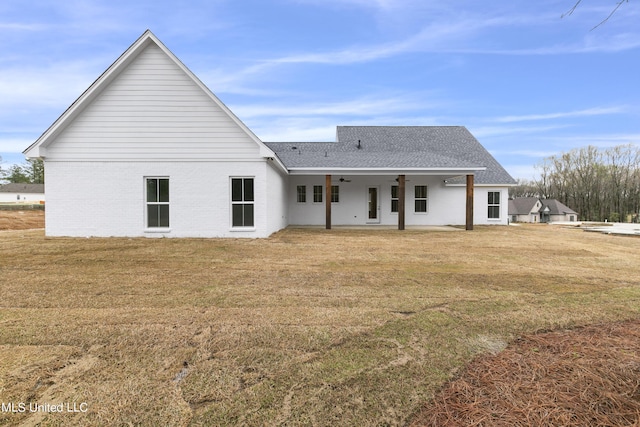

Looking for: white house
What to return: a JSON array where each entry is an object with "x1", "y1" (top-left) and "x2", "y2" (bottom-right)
[
  {"x1": 24, "y1": 30, "x2": 516, "y2": 238},
  {"x1": 0, "y1": 183, "x2": 45, "y2": 203}
]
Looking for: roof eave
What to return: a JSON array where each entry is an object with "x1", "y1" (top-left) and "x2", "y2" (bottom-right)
[{"x1": 288, "y1": 167, "x2": 486, "y2": 176}]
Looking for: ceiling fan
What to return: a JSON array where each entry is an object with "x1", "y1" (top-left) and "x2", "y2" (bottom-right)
[{"x1": 333, "y1": 176, "x2": 351, "y2": 183}]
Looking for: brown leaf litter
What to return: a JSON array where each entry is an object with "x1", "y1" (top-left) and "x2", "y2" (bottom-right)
[{"x1": 410, "y1": 319, "x2": 640, "y2": 426}]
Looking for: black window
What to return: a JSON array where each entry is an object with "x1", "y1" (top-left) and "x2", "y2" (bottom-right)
[
  {"x1": 297, "y1": 185, "x2": 306, "y2": 203},
  {"x1": 415, "y1": 185, "x2": 428, "y2": 213},
  {"x1": 313, "y1": 185, "x2": 323, "y2": 203},
  {"x1": 146, "y1": 178, "x2": 169, "y2": 228},
  {"x1": 391, "y1": 185, "x2": 398, "y2": 213},
  {"x1": 488, "y1": 191, "x2": 500, "y2": 219},
  {"x1": 232, "y1": 178, "x2": 254, "y2": 227}
]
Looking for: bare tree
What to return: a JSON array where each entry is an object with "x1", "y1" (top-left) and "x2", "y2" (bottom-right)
[
  {"x1": 509, "y1": 179, "x2": 539, "y2": 198},
  {"x1": 562, "y1": 0, "x2": 630, "y2": 30},
  {"x1": 533, "y1": 144, "x2": 640, "y2": 222}
]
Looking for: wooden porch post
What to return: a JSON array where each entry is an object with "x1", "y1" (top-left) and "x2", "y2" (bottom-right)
[
  {"x1": 466, "y1": 174, "x2": 474, "y2": 231},
  {"x1": 398, "y1": 175, "x2": 405, "y2": 230},
  {"x1": 325, "y1": 174, "x2": 332, "y2": 230}
]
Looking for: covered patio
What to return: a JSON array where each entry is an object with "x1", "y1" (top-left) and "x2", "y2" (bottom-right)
[
  {"x1": 265, "y1": 126, "x2": 516, "y2": 230},
  {"x1": 285, "y1": 171, "x2": 480, "y2": 231}
]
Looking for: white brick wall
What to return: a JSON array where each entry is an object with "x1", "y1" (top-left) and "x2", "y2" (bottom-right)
[
  {"x1": 45, "y1": 160, "x2": 286, "y2": 237},
  {"x1": 285, "y1": 176, "x2": 509, "y2": 227}
]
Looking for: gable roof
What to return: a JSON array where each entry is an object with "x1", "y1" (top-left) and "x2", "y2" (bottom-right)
[
  {"x1": 508, "y1": 197, "x2": 540, "y2": 215},
  {"x1": 541, "y1": 199, "x2": 578, "y2": 215},
  {"x1": 0, "y1": 183, "x2": 44, "y2": 194},
  {"x1": 23, "y1": 30, "x2": 277, "y2": 161},
  {"x1": 265, "y1": 126, "x2": 516, "y2": 184}
]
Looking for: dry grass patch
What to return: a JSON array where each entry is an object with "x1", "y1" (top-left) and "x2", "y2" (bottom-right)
[
  {"x1": 0, "y1": 225, "x2": 639, "y2": 426},
  {"x1": 0, "y1": 210, "x2": 44, "y2": 230}
]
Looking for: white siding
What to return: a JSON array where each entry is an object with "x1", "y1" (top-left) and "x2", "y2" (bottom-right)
[
  {"x1": 44, "y1": 161, "x2": 279, "y2": 238},
  {"x1": 474, "y1": 187, "x2": 509, "y2": 225},
  {"x1": 45, "y1": 44, "x2": 261, "y2": 161},
  {"x1": 265, "y1": 161, "x2": 289, "y2": 234},
  {"x1": 286, "y1": 176, "x2": 510, "y2": 227},
  {"x1": 288, "y1": 176, "x2": 472, "y2": 226},
  {"x1": 0, "y1": 193, "x2": 45, "y2": 203}
]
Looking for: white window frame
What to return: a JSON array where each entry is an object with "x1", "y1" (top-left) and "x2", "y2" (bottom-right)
[
  {"x1": 231, "y1": 177, "x2": 255, "y2": 229},
  {"x1": 331, "y1": 185, "x2": 339, "y2": 203},
  {"x1": 414, "y1": 185, "x2": 428, "y2": 214},
  {"x1": 488, "y1": 191, "x2": 501, "y2": 219},
  {"x1": 391, "y1": 185, "x2": 399, "y2": 213},
  {"x1": 313, "y1": 185, "x2": 323, "y2": 203},
  {"x1": 296, "y1": 185, "x2": 307, "y2": 203},
  {"x1": 145, "y1": 177, "x2": 170, "y2": 231}
]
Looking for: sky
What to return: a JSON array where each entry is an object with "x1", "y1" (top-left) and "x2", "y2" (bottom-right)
[{"x1": 1, "y1": 0, "x2": 639, "y2": 180}]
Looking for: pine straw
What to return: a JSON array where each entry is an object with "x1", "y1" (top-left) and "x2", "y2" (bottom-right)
[{"x1": 410, "y1": 319, "x2": 640, "y2": 426}]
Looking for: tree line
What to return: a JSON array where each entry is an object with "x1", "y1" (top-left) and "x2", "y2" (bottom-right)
[
  {"x1": 511, "y1": 144, "x2": 640, "y2": 222},
  {"x1": 0, "y1": 157, "x2": 44, "y2": 184}
]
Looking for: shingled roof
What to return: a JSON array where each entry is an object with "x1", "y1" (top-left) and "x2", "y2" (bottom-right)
[
  {"x1": 0, "y1": 183, "x2": 44, "y2": 193},
  {"x1": 541, "y1": 199, "x2": 578, "y2": 215},
  {"x1": 508, "y1": 197, "x2": 579, "y2": 216},
  {"x1": 508, "y1": 197, "x2": 539, "y2": 215},
  {"x1": 265, "y1": 126, "x2": 516, "y2": 185}
]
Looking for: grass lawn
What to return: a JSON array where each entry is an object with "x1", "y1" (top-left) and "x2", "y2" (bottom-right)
[{"x1": 1, "y1": 225, "x2": 639, "y2": 426}]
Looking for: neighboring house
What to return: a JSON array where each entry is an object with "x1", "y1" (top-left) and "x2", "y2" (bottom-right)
[
  {"x1": 508, "y1": 197, "x2": 578, "y2": 223},
  {"x1": 0, "y1": 183, "x2": 45, "y2": 203},
  {"x1": 23, "y1": 30, "x2": 516, "y2": 238}
]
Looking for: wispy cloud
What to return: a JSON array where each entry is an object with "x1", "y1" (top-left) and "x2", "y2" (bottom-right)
[
  {"x1": 0, "y1": 22, "x2": 46, "y2": 31},
  {"x1": 234, "y1": 93, "x2": 445, "y2": 141},
  {"x1": 494, "y1": 107, "x2": 626, "y2": 123},
  {"x1": 263, "y1": 17, "x2": 511, "y2": 65},
  {"x1": 471, "y1": 124, "x2": 572, "y2": 139},
  {"x1": 550, "y1": 133, "x2": 640, "y2": 147},
  {"x1": 0, "y1": 60, "x2": 108, "y2": 110},
  {"x1": 473, "y1": 33, "x2": 640, "y2": 55},
  {"x1": 231, "y1": 94, "x2": 433, "y2": 119},
  {"x1": 0, "y1": 137, "x2": 34, "y2": 153}
]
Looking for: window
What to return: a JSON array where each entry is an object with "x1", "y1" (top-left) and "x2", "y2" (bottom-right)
[
  {"x1": 391, "y1": 185, "x2": 398, "y2": 213},
  {"x1": 146, "y1": 178, "x2": 169, "y2": 228},
  {"x1": 331, "y1": 185, "x2": 339, "y2": 203},
  {"x1": 231, "y1": 178, "x2": 254, "y2": 227},
  {"x1": 488, "y1": 191, "x2": 500, "y2": 219},
  {"x1": 313, "y1": 185, "x2": 323, "y2": 203},
  {"x1": 415, "y1": 185, "x2": 428, "y2": 213},
  {"x1": 297, "y1": 185, "x2": 306, "y2": 203}
]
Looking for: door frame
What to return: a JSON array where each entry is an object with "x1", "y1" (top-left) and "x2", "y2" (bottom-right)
[{"x1": 366, "y1": 186, "x2": 381, "y2": 224}]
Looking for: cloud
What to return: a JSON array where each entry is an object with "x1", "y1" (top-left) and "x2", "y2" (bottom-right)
[
  {"x1": 503, "y1": 164, "x2": 539, "y2": 180},
  {"x1": 234, "y1": 93, "x2": 445, "y2": 141},
  {"x1": 0, "y1": 137, "x2": 34, "y2": 154},
  {"x1": 0, "y1": 60, "x2": 106, "y2": 110},
  {"x1": 263, "y1": 17, "x2": 509, "y2": 65},
  {"x1": 550, "y1": 133, "x2": 640, "y2": 147},
  {"x1": 231, "y1": 94, "x2": 431, "y2": 119},
  {"x1": 470, "y1": 124, "x2": 571, "y2": 139},
  {"x1": 0, "y1": 22, "x2": 46, "y2": 31},
  {"x1": 494, "y1": 107, "x2": 626, "y2": 123},
  {"x1": 248, "y1": 113, "x2": 443, "y2": 142}
]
